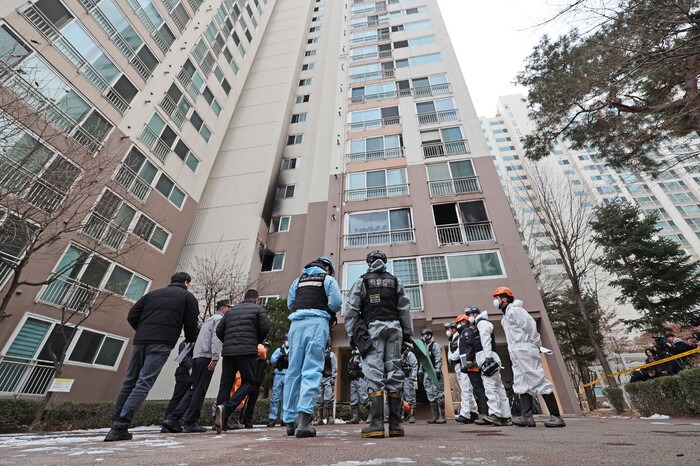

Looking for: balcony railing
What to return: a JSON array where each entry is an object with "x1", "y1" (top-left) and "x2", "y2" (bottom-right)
[
  {"x1": 345, "y1": 183, "x2": 409, "y2": 201},
  {"x1": 126, "y1": 0, "x2": 170, "y2": 52},
  {"x1": 81, "y1": 213, "x2": 129, "y2": 251},
  {"x1": 428, "y1": 176, "x2": 481, "y2": 197},
  {"x1": 114, "y1": 164, "x2": 152, "y2": 202},
  {"x1": 348, "y1": 116, "x2": 401, "y2": 132},
  {"x1": 350, "y1": 88, "x2": 409, "y2": 104},
  {"x1": 0, "y1": 155, "x2": 69, "y2": 213},
  {"x1": 21, "y1": 6, "x2": 130, "y2": 114},
  {"x1": 139, "y1": 126, "x2": 172, "y2": 162},
  {"x1": 346, "y1": 146, "x2": 404, "y2": 164},
  {"x1": 417, "y1": 109, "x2": 459, "y2": 126},
  {"x1": 160, "y1": 95, "x2": 187, "y2": 128},
  {"x1": 352, "y1": 18, "x2": 390, "y2": 30},
  {"x1": 0, "y1": 356, "x2": 55, "y2": 397},
  {"x1": 436, "y1": 221, "x2": 495, "y2": 246},
  {"x1": 405, "y1": 285, "x2": 422, "y2": 309},
  {"x1": 38, "y1": 276, "x2": 99, "y2": 314},
  {"x1": 351, "y1": 69, "x2": 395, "y2": 84},
  {"x1": 351, "y1": 50, "x2": 393, "y2": 63},
  {"x1": 422, "y1": 140, "x2": 470, "y2": 158},
  {"x1": 413, "y1": 83, "x2": 452, "y2": 98},
  {"x1": 344, "y1": 228, "x2": 415, "y2": 248},
  {"x1": 177, "y1": 69, "x2": 200, "y2": 99},
  {"x1": 0, "y1": 251, "x2": 21, "y2": 285},
  {"x1": 352, "y1": 32, "x2": 391, "y2": 45}
]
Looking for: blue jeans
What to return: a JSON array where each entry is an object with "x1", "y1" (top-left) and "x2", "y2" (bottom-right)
[{"x1": 112, "y1": 343, "x2": 173, "y2": 428}]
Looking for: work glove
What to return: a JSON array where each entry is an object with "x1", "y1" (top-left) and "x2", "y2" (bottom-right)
[
  {"x1": 328, "y1": 313, "x2": 338, "y2": 328},
  {"x1": 402, "y1": 334, "x2": 414, "y2": 351},
  {"x1": 349, "y1": 335, "x2": 355, "y2": 349},
  {"x1": 413, "y1": 381, "x2": 418, "y2": 390},
  {"x1": 460, "y1": 365, "x2": 470, "y2": 374}
]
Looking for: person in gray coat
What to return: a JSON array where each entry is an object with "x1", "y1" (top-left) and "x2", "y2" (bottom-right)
[
  {"x1": 313, "y1": 343, "x2": 337, "y2": 425},
  {"x1": 345, "y1": 250, "x2": 412, "y2": 438}
]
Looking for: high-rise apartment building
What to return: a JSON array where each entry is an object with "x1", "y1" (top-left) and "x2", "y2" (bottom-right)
[{"x1": 0, "y1": 1, "x2": 578, "y2": 413}]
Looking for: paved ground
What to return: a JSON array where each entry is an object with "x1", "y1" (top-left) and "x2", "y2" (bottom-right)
[{"x1": 0, "y1": 415, "x2": 698, "y2": 465}]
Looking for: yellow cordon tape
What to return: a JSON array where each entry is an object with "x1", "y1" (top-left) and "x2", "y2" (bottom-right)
[{"x1": 577, "y1": 347, "x2": 700, "y2": 394}]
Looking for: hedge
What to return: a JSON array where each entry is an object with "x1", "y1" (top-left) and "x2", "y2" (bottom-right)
[
  {"x1": 624, "y1": 367, "x2": 700, "y2": 417},
  {"x1": 0, "y1": 397, "x2": 371, "y2": 433}
]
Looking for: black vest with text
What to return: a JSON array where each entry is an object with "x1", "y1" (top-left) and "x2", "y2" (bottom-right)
[
  {"x1": 448, "y1": 334, "x2": 459, "y2": 364},
  {"x1": 360, "y1": 271, "x2": 399, "y2": 323},
  {"x1": 292, "y1": 273, "x2": 328, "y2": 312}
]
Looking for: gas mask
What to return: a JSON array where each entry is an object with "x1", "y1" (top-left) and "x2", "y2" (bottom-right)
[
  {"x1": 468, "y1": 315, "x2": 475, "y2": 324},
  {"x1": 421, "y1": 335, "x2": 430, "y2": 343}
]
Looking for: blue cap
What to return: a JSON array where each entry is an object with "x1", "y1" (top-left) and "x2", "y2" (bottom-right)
[{"x1": 283, "y1": 333, "x2": 289, "y2": 340}]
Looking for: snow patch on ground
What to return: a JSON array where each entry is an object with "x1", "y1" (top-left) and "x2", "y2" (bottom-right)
[
  {"x1": 640, "y1": 414, "x2": 670, "y2": 420},
  {"x1": 330, "y1": 458, "x2": 415, "y2": 465},
  {"x1": 506, "y1": 456, "x2": 525, "y2": 462},
  {"x1": 436, "y1": 458, "x2": 487, "y2": 465}
]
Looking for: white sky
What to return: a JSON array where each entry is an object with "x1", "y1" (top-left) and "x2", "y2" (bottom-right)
[{"x1": 436, "y1": 0, "x2": 567, "y2": 117}]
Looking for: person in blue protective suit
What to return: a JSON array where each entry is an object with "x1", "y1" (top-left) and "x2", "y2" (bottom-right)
[
  {"x1": 283, "y1": 257, "x2": 343, "y2": 438},
  {"x1": 267, "y1": 334, "x2": 290, "y2": 427},
  {"x1": 344, "y1": 250, "x2": 413, "y2": 438}
]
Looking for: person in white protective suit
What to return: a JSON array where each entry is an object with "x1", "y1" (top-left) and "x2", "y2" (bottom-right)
[
  {"x1": 465, "y1": 307, "x2": 512, "y2": 426},
  {"x1": 445, "y1": 316, "x2": 478, "y2": 423},
  {"x1": 494, "y1": 287, "x2": 565, "y2": 428}
]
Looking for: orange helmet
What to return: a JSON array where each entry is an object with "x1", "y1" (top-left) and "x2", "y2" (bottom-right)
[
  {"x1": 455, "y1": 314, "x2": 468, "y2": 325},
  {"x1": 493, "y1": 286, "x2": 514, "y2": 298}
]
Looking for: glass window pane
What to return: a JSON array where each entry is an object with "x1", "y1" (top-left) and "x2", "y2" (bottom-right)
[
  {"x1": 429, "y1": 74, "x2": 448, "y2": 85},
  {"x1": 366, "y1": 171, "x2": 386, "y2": 188},
  {"x1": 148, "y1": 113, "x2": 166, "y2": 134},
  {"x1": 449, "y1": 160, "x2": 474, "y2": 178},
  {"x1": 113, "y1": 204, "x2": 136, "y2": 229},
  {"x1": 68, "y1": 330, "x2": 104, "y2": 364},
  {"x1": 387, "y1": 168, "x2": 406, "y2": 185},
  {"x1": 389, "y1": 208, "x2": 411, "y2": 229},
  {"x1": 416, "y1": 102, "x2": 435, "y2": 114},
  {"x1": 427, "y1": 164, "x2": 450, "y2": 180},
  {"x1": 366, "y1": 137, "x2": 384, "y2": 151},
  {"x1": 435, "y1": 99, "x2": 454, "y2": 111},
  {"x1": 125, "y1": 275, "x2": 149, "y2": 300},
  {"x1": 350, "y1": 139, "x2": 366, "y2": 153},
  {"x1": 155, "y1": 175, "x2": 174, "y2": 196},
  {"x1": 441, "y1": 127, "x2": 463, "y2": 142},
  {"x1": 169, "y1": 186, "x2": 185, "y2": 207},
  {"x1": 35, "y1": 0, "x2": 74, "y2": 29},
  {"x1": 349, "y1": 173, "x2": 366, "y2": 189},
  {"x1": 186, "y1": 153, "x2": 200, "y2": 171},
  {"x1": 94, "y1": 337, "x2": 124, "y2": 366},
  {"x1": 139, "y1": 160, "x2": 158, "y2": 183},
  {"x1": 80, "y1": 257, "x2": 109, "y2": 287},
  {"x1": 383, "y1": 135, "x2": 399, "y2": 149},
  {"x1": 447, "y1": 252, "x2": 503, "y2": 279},
  {"x1": 81, "y1": 112, "x2": 113, "y2": 142},
  {"x1": 150, "y1": 227, "x2": 168, "y2": 250},
  {"x1": 0, "y1": 25, "x2": 30, "y2": 67},
  {"x1": 421, "y1": 256, "x2": 448, "y2": 281},
  {"x1": 345, "y1": 263, "x2": 368, "y2": 289},
  {"x1": 105, "y1": 265, "x2": 132, "y2": 295},
  {"x1": 272, "y1": 253, "x2": 285, "y2": 270},
  {"x1": 459, "y1": 201, "x2": 488, "y2": 223},
  {"x1": 392, "y1": 258, "x2": 417, "y2": 285},
  {"x1": 137, "y1": 46, "x2": 158, "y2": 72},
  {"x1": 349, "y1": 211, "x2": 388, "y2": 233},
  {"x1": 279, "y1": 217, "x2": 290, "y2": 231}
]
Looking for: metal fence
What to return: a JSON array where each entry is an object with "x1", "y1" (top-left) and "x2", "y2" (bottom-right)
[{"x1": 0, "y1": 356, "x2": 55, "y2": 397}]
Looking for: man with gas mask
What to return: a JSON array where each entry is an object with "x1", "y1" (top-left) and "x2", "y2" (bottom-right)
[
  {"x1": 446, "y1": 316, "x2": 478, "y2": 423},
  {"x1": 420, "y1": 328, "x2": 446, "y2": 424},
  {"x1": 345, "y1": 250, "x2": 413, "y2": 438},
  {"x1": 314, "y1": 342, "x2": 337, "y2": 425},
  {"x1": 267, "y1": 334, "x2": 290, "y2": 427},
  {"x1": 493, "y1": 287, "x2": 565, "y2": 427},
  {"x1": 465, "y1": 306, "x2": 512, "y2": 426},
  {"x1": 347, "y1": 347, "x2": 370, "y2": 424}
]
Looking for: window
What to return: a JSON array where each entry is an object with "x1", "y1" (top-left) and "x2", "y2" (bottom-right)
[
  {"x1": 307, "y1": 38, "x2": 319, "y2": 44},
  {"x1": 348, "y1": 134, "x2": 403, "y2": 163},
  {"x1": 291, "y1": 113, "x2": 307, "y2": 123},
  {"x1": 296, "y1": 94, "x2": 310, "y2": 103},
  {"x1": 155, "y1": 174, "x2": 186, "y2": 208},
  {"x1": 269, "y1": 216, "x2": 290, "y2": 233},
  {"x1": 426, "y1": 160, "x2": 477, "y2": 196},
  {"x1": 309, "y1": 26, "x2": 321, "y2": 32},
  {"x1": 542, "y1": 258, "x2": 564, "y2": 265},
  {"x1": 261, "y1": 251, "x2": 285, "y2": 271},
  {"x1": 222, "y1": 47, "x2": 239, "y2": 75},
  {"x1": 669, "y1": 192, "x2": 697, "y2": 204},
  {"x1": 287, "y1": 134, "x2": 303, "y2": 145},
  {"x1": 348, "y1": 106, "x2": 400, "y2": 131},
  {"x1": 420, "y1": 127, "x2": 467, "y2": 157},
  {"x1": 276, "y1": 185, "x2": 295, "y2": 199},
  {"x1": 211, "y1": 65, "x2": 231, "y2": 94},
  {"x1": 345, "y1": 208, "x2": 413, "y2": 247},
  {"x1": 258, "y1": 295, "x2": 279, "y2": 307},
  {"x1": 201, "y1": 87, "x2": 222, "y2": 117},
  {"x1": 301, "y1": 63, "x2": 315, "y2": 70},
  {"x1": 299, "y1": 78, "x2": 313, "y2": 86},
  {"x1": 432, "y1": 201, "x2": 494, "y2": 245},
  {"x1": 676, "y1": 204, "x2": 700, "y2": 216},
  {"x1": 347, "y1": 168, "x2": 408, "y2": 201},
  {"x1": 304, "y1": 50, "x2": 317, "y2": 56},
  {"x1": 282, "y1": 158, "x2": 298, "y2": 170}
]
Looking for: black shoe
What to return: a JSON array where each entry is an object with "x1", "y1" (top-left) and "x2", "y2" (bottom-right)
[
  {"x1": 104, "y1": 426, "x2": 132, "y2": 442},
  {"x1": 214, "y1": 405, "x2": 225, "y2": 434},
  {"x1": 183, "y1": 424, "x2": 207, "y2": 433},
  {"x1": 544, "y1": 416, "x2": 566, "y2": 427},
  {"x1": 296, "y1": 412, "x2": 316, "y2": 438},
  {"x1": 286, "y1": 421, "x2": 297, "y2": 436},
  {"x1": 388, "y1": 392, "x2": 404, "y2": 437},
  {"x1": 455, "y1": 415, "x2": 469, "y2": 424},
  {"x1": 361, "y1": 391, "x2": 385, "y2": 438},
  {"x1": 161, "y1": 419, "x2": 182, "y2": 433},
  {"x1": 244, "y1": 422, "x2": 253, "y2": 429},
  {"x1": 267, "y1": 419, "x2": 276, "y2": 428},
  {"x1": 160, "y1": 427, "x2": 169, "y2": 433}
]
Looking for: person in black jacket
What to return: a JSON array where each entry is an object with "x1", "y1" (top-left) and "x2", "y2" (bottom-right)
[
  {"x1": 213, "y1": 289, "x2": 271, "y2": 433},
  {"x1": 105, "y1": 272, "x2": 199, "y2": 442},
  {"x1": 242, "y1": 341, "x2": 271, "y2": 428}
]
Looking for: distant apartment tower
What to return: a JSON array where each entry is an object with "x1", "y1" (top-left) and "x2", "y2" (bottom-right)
[{"x1": 0, "y1": 1, "x2": 578, "y2": 413}]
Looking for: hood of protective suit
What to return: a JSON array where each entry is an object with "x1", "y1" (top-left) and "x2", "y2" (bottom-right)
[
  {"x1": 505, "y1": 299, "x2": 524, "y2": 313},
  {"x1": 367, "y1": 258, "x2": 387, "y2": 273},
  {"x1": 474, "y1": 310, "x2": 489, "y2": 324},
  {"x1": 302, "y1": 265, "x2": 328, "y2": 275}
]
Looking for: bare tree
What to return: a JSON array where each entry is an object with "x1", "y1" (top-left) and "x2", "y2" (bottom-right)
[{"x1": 508, "y1": 162, "x2": 620, "y2": 387}]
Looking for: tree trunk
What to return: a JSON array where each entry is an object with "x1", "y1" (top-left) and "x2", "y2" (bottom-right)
[
  {"x1": 0, "y1": 272, "x2": 21, "y2": 320},
  {"x1": 578, "y1": 364, "x2": 597, "y2": 411},
  {"x1": 570, "y1": 281, "x2": 619, "y2": 388}
]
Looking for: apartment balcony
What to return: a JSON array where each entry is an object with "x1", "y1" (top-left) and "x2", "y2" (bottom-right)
[
  {"x1": 81, "y1": 213, "x2": 129, "y2": 251},
  {"x1": 422, "y1": 140, "x2": 470, "y2": 158},
  {"x1": 413, "y1": 83, "x2": 452, "y2": 98},
  {"x1": 0, "y1": 356, "x2": 55, "y2": 397},
  {"x1": 138, "y1": 126, "x2": 171, "y2": 162},
  {"x1": 0, "y1": 155, "x2": 69, "y2": 213},
  {"x1": 350, "y1": 87, "x2": 410, "y2": 104},
  {"x1": 38, "y1": 276, "x2": 99, "y2": 314},
  {"x1": 160, "y1": 95, "x2": 187, "y2": 128},
  {"x1": 126, "y1": 0, "x2": 169, "y2": 52},
  {"x1": 177, "y1": 69, "x2": 200, "y2": 99},
  {"x1": 161, "y1": 0, "x2": 188, "y2": 31},
  {"x1": 345, "y1": 183, "x2": 409, "y2": 202},
  {"x1": 428, "y1": 176, "x2": 481, "y2": 197},
  {"x1": 405, "y1": 285, "x2": 422, "y2": 310},
  {"x1": 21, "y1": 6, "x2": 129, "y2": 114},
  {"x1": 353, "y1": 2, "x2": 387, "y2": 16},
  {"x1": 436, "y1": 221, "x2": 495, "y2": 246},
  {"x1": 351, "y1": 49, "x2": 393, "y2": 64},
  {"x1": 113, "y1": 164, "x2": 152, "y2": 202},
  {"x1": 351, "y1": 69, "x2": 395, "y2": 84},
  {"x1": 352, "y1": 18, "x2": 390, "y2": 30},
  {"x1": 417, "y1": 109, "x2": 459, "y2": 126},
  {"x1": 351, "y1": 32, "x2": 391, "y2": 45},
  {"x1": 348, "y1": 116, "x2": 401, "y2": 132},
  {"x1": 346, "y1": 146, "x2": 404, "y2": 164},
  {"x1": 344, "y1": 228, "x2": 415, "y2": 248}
]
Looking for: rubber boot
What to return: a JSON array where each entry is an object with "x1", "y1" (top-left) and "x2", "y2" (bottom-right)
[
  {"x1": 364, "y1": 402, "x2": 371, "y2": 423},
  {"x1": 286, "y1": 420, "x2": 297, "y2": 436},
  {"x1": 408, "y1": 405, "x2": 415, "y2": 423},
  {"x1": 313, "y1": 405, "x2": 324, "y2": 426},
  {"x1": 227, "y1": 408, "x2": 244, "y2": 430},
  {"x1": 349, "y1": 405, "x2": 361, "y2": 424},
  {"x1": 384, "y1": 398, "x2": 389, "y2": 423},
  {"x1": 361, "y1": 391, "x2": 385, "y2": 438},
  {"x1": 474, "y1": 397, "x2": 490, "y2": 425},
  {"x1": 427, "y1": 402, "x2": 439, "y2": 424},
  {"x1": 436, "y1": 402, "x2": 447, "y2": 424},
  {"x1": 295, "y1": 412, "x2": 316, "y2": 438},
  {"x1": 512, "y1": 394, "x2": 536, "y2": 427},
  {"x1": 542, "y1": 393, "x2": 566, "y2": 427},
  {"x1": 388, "y1": 392, "x2": 405, "y2": 437},
  {"x1": 326, "y1": 403, "x2": 334, "y2": 425}
]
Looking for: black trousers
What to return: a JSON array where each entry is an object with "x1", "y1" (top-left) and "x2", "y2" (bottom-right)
[
  {"x1": 164, "y1": 372, "x2": 191, "y2": 418},
  {"x1": 243, "y1": 381, "x2": 263, "y2": 424},
  {"x1": 216, "y1": 354, "x2": 257, "y2": 417},
  {"x1": 466, "y1": 370, "x2": 487, "y2": 399},
  {"x1": 168, "y1": 357, "x2": 215, "y2": 425}
]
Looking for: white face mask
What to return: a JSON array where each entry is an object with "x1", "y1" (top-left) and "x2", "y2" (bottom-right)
[
  {"x1": 468, "y1": 316, "x2": 475, "y2": 324},
  {"x1": 284, "y1": 341, "x2": 289, "y2": 348},
  {"x1": 493, "y1": 298, "x2": 500, "y2": 309},
  {"x1": 445, "y1": 330, "x2": 452, "y2": 337}
]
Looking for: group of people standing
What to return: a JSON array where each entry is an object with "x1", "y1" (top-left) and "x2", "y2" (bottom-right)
[{"x1": 103, "y1": 250, "x2": 565, "y2": 442}]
